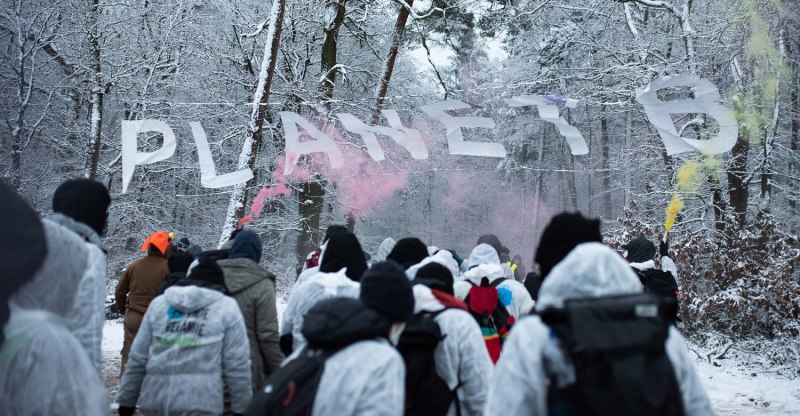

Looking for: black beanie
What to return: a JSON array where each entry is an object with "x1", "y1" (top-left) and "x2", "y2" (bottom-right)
[
  {"x1": 387, "y1": 237, "x2": 429, "y2": 269},
  {"x1": 534, "y1": 212, "x2": 602, "y2": 279},
  {"x1": 188, "y1": 259, "x2": 226, "y2": 289},
  {"x1": 0, "y1": 181, "x2": 48, "y2": 346},
  {"x1": 320, "y1": 232, "x2": 367, "y2": 281},
  {"x1": 359, "y1": 261, "x2": 414, "y2": 323},
  {"x1": 323, "y1": 224, "x2": 348, "y2": 243},
  {"x1": 52, "y1": 179, "x2": 111, "y2": 236},
  {"x1": 622, "y1": 237, "x2": 656, "y2": 263},
  {"x1": 413, "y1": 262, "x2": 454, "y2": 295},
  {"x1": 167, "y1": 251, "x2": 195, "y2": 273}
]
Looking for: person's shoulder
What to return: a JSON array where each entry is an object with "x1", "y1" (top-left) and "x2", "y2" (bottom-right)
[{"x1": 344, "y1": 339, "x2": 401, "y2": 365}]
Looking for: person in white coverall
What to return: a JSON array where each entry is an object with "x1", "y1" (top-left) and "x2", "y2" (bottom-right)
[
  {"x1": 0, "y1": 180, "x2": 108, "y2": 416},
  {"x1": 454, "y1": 243, "x2": 535, "y2": 318},
  {"x1": 287, "y1": 260, "x2": 415, "y2": 416},
  {"x1": 484, "y1": 242, "x2": 713, "y2": 415},
  {"x1": 411, "y1": 262, "x2": 494, "y2": 416},
  {"x1": 116, "y1": 260, "x2": 252, "y2": 416},
  {"x1": 281, "y1": 232, "x2": 367, "y2": 355},
  {"x1": 14, "y1": 179, "x2": 111, "y2": 376}
]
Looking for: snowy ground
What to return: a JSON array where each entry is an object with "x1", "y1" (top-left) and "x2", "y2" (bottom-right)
[{"x1": 100, "y1": 300, "x2": 799, "y2": 414}]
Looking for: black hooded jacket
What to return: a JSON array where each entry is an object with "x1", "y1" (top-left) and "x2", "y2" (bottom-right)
[{"x1": 301, "y1": 298, "x2": 390, "y2": 350}]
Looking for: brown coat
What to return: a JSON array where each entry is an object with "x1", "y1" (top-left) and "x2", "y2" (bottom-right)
[{"x1": 115, "y1": 253, "x2": 169, "y2": 315}]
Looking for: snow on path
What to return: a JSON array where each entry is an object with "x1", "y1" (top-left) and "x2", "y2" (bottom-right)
[{"x1": 694, "y1": 358, "x2": 800, "y2": 415}]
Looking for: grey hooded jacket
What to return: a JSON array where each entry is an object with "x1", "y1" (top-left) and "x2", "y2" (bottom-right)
[
  {"x1": 116, "y1": 285, "x2": 252, "y2": 415},
  {"x1": 218, "y1": 257, "x2": 283, "y2": 390},
  {"x1": 2, "y1": 219, "x2": 107, "y2": 415},
  {"x1": 12, "y1": 214, "x2": 107, "y2": 374},
  {"x1": 485, "y1": 243, "x2": 713, "y2": 415}
]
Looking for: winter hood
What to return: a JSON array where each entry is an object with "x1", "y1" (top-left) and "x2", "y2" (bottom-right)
[
  {"x1": 218, "y1": 257, "x2": 274, "y2": 294},
  {"x1": 164, "y1": 285, "x2": 225, "y2": 313},
  {"x1": 302, "y1": 297, "x2": 390, "y2": 349},
  {"x1": 536, "y1": 242, "x2": 642, "y2": 311},
  {"x1": 462, "y1": 262, "x2": 507, "y2": 284},
  {"x1": 412, "y1": 284, "x2": 467, "y2": 314},
  {"x1": 374, "y1": 237, "x2": 396, "y2": 263},
  {"x1": 12, "y1": 218, "x2": 88, "y2": 316},
  {"x1": 405, "y1": 250, "x2": 460, "y2": 281},
  {"x1": 466, "y1": 243, "x2": 501, "y2": 269},
  {"x1": 47, "y1": 213, "x2": 103, "y2": 249}
]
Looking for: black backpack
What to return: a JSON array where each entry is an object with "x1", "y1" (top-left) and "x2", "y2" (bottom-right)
[
  {"x1": 539, "y1": 293, "x2": 685, "y2": 416},
  {"x1": 244, "y1": 347, "x2": 340, "y2": 416},
  {"x1": 397, "y1": 310, "x2": 460, "y2": 416},
  {"x1": 637, "y1": 269, "x2": 681, "y2": 322}
]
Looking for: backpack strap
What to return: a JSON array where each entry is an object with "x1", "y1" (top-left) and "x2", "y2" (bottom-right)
[{"x1": 489, "y1": 277, "x2": 506, "y2": 288}]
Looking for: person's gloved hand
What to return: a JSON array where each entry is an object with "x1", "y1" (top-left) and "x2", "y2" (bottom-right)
[
  {"x1": 659, "y1": 239, "x2": 669, "y2": 258},
  {"x1": 118, "y1": 406, "x2": 136, "y2": 416}
]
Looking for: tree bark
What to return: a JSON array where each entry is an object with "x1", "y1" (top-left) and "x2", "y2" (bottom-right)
[
  {"x1": 296, "y1": 0, "x2": 347, "y2": 253},
  {"x1": 371, "y1": 0, "x2": 413, "y2": 124},
  {"x1": 727, "y1": 136, "x2": 750, "y2": 229},
  {"x1": 219, "y1": 0, "x2": 286, "y2": 246},
  {"x1": 86, "y1": 0, "x2": 105, "y2": 180}
]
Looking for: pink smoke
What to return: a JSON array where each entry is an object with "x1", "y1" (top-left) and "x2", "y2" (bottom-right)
[{"x1": 319, "y1": 128, "x2": 410, "y2": 219}]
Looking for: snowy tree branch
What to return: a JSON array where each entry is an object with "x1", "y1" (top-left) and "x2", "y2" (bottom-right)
[{"x1": 390, "y1": 0, "x2": 443, "y2": 20}]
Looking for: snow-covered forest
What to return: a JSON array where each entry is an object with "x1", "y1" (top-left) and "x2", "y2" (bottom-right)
[{"x1": 2, "y1": 0, "x2": 799, "y2": 376}]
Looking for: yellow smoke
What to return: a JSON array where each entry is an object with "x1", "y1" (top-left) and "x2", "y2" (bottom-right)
[
  {"x1": 664, "y1": 193, "x2": 684, "y2": 233},
  {"x1": 664, "y1": 158, "x2": 713, "y2": 233}
]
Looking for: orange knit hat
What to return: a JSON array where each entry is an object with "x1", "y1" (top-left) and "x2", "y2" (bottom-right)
[{"x1": 141, "y1": 231, "x2": 171, "y2": 255}]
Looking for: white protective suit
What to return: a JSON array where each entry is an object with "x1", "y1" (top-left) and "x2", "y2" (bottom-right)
[
  {"x1": 2, "y1": 219, "x2": 108, "y2": 415},
  {"x1": 281, "y1": 269, "x2": 360, "y2": 353},
  {"x1": 287, "y1": 297, "x2": 405, "y2": 416},
  {"x1": 413, "y1": 285, "x2": 493, "y2": 416},
  {"x1": 116, "y1": 285, "x2": 252, "y2": 415},
  {"x1": 454, "y1": 244, "x2": 535, "y2": 318},
  {"x1": 374, "y1": 237, "x2": 396, "y2": 263},
  {"x1": 406, "y1": 250, "x2": 461, "y2": 281},
  {"x1": 13, "y1": 214, "x2": 107, "y2": 374},
  {"x1": 485, "y1": 242, "x2": 713, "y2": 415}
]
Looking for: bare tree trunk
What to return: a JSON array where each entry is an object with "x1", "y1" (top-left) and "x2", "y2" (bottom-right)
[
  {"x1": 371, "y1": 0, "x2": 412, "y2": 124},
  {"x1": 86, "y1": 0, "x2": 105, "y2": 180},
  {"x1": 600, "y1": 105, "x2": 612, "y2": 218},
  {"x1": 295, "y1": 181, "x2": 325, "y2": 266},
  {"x1": 296, "y1": 0, "x2": 347, "y2": 250},
  {"x1": 791, "y1": 39, "x2": 799, "y2": 209},
  {"x1": 727, "y1": 136, "x2": 750, "y2": 229},
  {"x1": 219, "y1": 0, "x2": 286, "y2": 246}
]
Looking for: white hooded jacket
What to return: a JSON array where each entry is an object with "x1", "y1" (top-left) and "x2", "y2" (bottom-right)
[
  {"x1": 12, "y1": 214, "x2": 107, "y2": 375},
  {"x1": 116, "y1": 285, "x2": 252, "y2": 415},
  {"x1": 454, "y1": 244, "x2": 535, "y2": 319},
  {"x1": 484, "y1": 242, "x2": 713, "y2": 415},
  {"x1": 280, "y1": 269, "x2": 360, "y2": 353},
  {"x1": 412, "y1": 285, "x2": 493, "y2": 416},
  {"x1": 2, "y1": 219, "x2": 108, "y2": 415}
]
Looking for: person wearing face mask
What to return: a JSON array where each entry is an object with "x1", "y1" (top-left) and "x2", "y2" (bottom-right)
[{"x1": 253, "y1": 261, "x2": 413, "y2": 416}]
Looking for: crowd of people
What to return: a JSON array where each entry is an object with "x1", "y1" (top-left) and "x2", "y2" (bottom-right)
[{"x1": 0, "y1": 178, "x2": 711, "y2": 415}]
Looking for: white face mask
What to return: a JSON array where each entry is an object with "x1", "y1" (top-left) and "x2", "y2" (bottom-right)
[{"x1": 388, "y1": 322, "x2": 407, "y2": 346}]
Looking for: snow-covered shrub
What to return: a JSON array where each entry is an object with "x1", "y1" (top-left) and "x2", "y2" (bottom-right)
[{"x1": 608, "y1": 202, "x2": 800, "y2": 340}]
